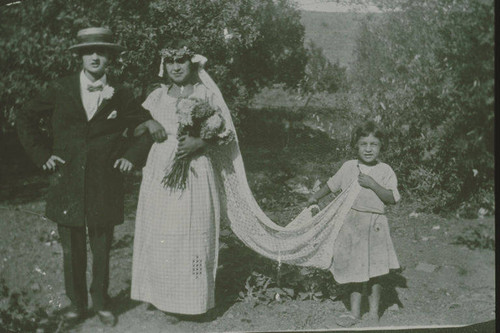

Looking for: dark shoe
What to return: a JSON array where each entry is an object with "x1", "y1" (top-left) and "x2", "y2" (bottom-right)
[
  {"x1": 103, "y1": 294, "x2": 113, "y2": 308},
  {"x1": 97, "y1": 310, "x2": 117, "y2": 327}
]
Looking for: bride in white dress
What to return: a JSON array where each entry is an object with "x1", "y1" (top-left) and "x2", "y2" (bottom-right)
[
  {"x1": 131, "y1": 41, "x2": 228, "y2": 315},
  {"x1": 130, "y1": 39, "x2": 392, "y2": 319}
]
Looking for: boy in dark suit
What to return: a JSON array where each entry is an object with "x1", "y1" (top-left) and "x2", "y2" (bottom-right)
[{"x1": 16, "y1": 27, "x2": 166, "y2": 327}]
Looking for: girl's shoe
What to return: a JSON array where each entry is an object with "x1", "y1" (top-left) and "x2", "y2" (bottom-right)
[
  {"x1": 363, "y1": 313, "x2": 380, "y2": 327},
  {"x1": 336, "y1": 313, "x2": 360, "y2": 327}
]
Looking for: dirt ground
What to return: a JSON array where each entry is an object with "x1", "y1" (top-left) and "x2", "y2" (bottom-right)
[{"x1": 0, "y1": 182, "x2": 495, "y2": 333}]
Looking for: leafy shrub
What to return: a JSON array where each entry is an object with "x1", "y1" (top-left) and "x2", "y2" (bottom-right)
[
  {"x1": 350, "y1": 0, "x2": 494, "y2": 214},
  {"x1": 0, "y1": 279, "x2": 59, "y2": 333},
  {"x1": 453, "y1": 223, "x2": 495, "y2": 250},
  {"x1": 219, "y1": 226, "x2": 347, "y2": 307}
]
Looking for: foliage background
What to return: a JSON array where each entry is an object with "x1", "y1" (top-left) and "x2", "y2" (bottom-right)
[
  {"x1": 350, "y1": 0, "x2": 494, "y2": 215},
  {"x1": 0, "y1": 0, "x2": 307, "y2": 131},
  {"x1": 0, "y1": 0, "x2": 494, "y2": 214}
]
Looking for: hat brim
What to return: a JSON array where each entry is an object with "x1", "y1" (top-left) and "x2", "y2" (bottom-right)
[{"x1": 68, "y1": 42, "x2": 126, "y2": 52}]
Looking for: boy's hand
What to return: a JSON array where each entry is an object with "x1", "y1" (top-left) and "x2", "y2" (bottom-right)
[
  {"x1": 42, "y1": 155, "x2": 65, "y2": 171},
  {"x1": 358, "y1": 173, "x2": 377, "y2": 189},
  {"x1": 114, "y1": 158, "x2": 133, "y2": 174}
]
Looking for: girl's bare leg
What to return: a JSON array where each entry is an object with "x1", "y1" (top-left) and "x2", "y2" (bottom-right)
[
  {"x1": 350, "y1": 283, "x2": 363, "y2": 319},
  {"x1": 336, "y1": 283, "x2": 363, "y2": 327},
  {"x1": 368, "y1": 281, "x2": 381, "y2": 321}
]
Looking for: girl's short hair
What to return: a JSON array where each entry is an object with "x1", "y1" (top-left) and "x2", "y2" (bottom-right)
[{"x1": 350, "y1": 121, "x2": 387, "y2": 150}]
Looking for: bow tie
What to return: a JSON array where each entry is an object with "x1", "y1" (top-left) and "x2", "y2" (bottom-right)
[{"x1": 87, "y1": 84, "x2": 104, "y2": 92}]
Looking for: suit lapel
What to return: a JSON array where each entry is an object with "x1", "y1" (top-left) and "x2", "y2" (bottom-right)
[
  {"x1": 90, "y1": 76, "x2": 120, "y2": 122},
  {"x1": 65, "y1": 74, "x2": 88, "y2": 121},
  {"x1": 90, "y1": 92, "x2": 114, "y2": 121}
]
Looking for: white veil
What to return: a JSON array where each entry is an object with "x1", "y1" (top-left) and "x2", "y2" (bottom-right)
[{"x1": 160, "y1": 53, "x2": 362, "y2": 271}]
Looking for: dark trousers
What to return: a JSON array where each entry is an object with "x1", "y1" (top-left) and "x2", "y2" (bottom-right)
[{"x1": 57, "y1": 224, "x2": 114, "y2": 312}]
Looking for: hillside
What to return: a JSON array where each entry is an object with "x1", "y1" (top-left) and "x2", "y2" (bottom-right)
[{"x1": 299, "y1": 10, "x2": 371, "y2": 67}]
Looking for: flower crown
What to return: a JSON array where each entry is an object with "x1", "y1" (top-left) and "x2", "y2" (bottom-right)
[
  {"x1": 159, "y1": 46, "x2": 195, "y2": 60},
  {"x1": 158, "y1": 46, "x2": 207, "y2": 77}
]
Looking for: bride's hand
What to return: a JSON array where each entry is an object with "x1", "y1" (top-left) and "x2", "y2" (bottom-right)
[{"x1": 176, "y1": 135, "x2": 207, "y2": 159}]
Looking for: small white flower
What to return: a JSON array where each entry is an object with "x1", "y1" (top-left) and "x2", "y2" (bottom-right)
[
  {"x1": 224, "y1": 27, "x2": 233, "y2": 40},
  {"x1": 478, "y1": 207, "x2": 488, "y2": 218},
  {"x1": 35, "y1": 266, "x2": 46, "y2": 276},
  {"x1": 101, "y1": 86, "x2": 115, "y2": 100},
  {"x1": 409, "y1": 211, "x2": 419, "y2": 218},
  {"x1": 472, "y1": 169, "x2": 478, "y2": 177}
]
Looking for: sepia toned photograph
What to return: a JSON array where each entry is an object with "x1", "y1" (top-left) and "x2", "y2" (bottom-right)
[{"x1": 0, "y1": 0, "x2": 494, "y2": 332}]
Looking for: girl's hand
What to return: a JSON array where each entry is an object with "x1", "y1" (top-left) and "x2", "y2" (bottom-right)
[
  {"x1": 311, "y1": 205, "x2": 320, "y2": 216},
  {"x1": 358, "y1": 173, "x2": 377, "y2": 189},
  {"x1": 307, "y1": 197, "x2": 318, "y2": 207},
  {"x1": 176, "y1": 135, "x2": 207, "y2": 159},
  {"x1": 307, "y1": 197, "x2": 320, "y2": 216}
]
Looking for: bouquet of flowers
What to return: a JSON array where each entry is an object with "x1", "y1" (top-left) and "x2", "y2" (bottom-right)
[{"x1": 162, "y1": 97, "x2": 234, "y2": 190}]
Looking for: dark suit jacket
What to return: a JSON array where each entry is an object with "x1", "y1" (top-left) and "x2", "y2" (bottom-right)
[{"x1": 17, "y1": 74, "x2": 153, "y2": 228}]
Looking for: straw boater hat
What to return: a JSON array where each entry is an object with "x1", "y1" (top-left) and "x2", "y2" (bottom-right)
[{"x1": 68, "y1": 27, "x2": 125, "y2": 52}]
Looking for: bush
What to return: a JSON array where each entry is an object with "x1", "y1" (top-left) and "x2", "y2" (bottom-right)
[
  {"x1": 299, "y1": 41, "x2": 349, "y2": 100},
  {"x1": 0, "y1": 0, "x2": 307, "y2": 133},
  {"x1": 0, "y1": 279, "x2": 59, "y2": 333},
  {"x1": 350, "y1": 0, "x2": 494, "y2": 214},
  {"x1": 453, "y1": 223, "x2": 495, "y2": 250}
]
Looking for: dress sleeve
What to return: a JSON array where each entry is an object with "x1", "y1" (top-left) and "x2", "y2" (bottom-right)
[
  {"x1": 326, "y1": 162, "x2": 346, "y2": 193},
  {"x1": 141, "y1": 87, "x2": 163, "y2": 114},
  {"x1": 384, "y1": 166, "x2": 401, "y2": 203}
]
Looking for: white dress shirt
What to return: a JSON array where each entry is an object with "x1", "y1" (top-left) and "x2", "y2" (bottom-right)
[{"x1": 80, "y1": 71, "x2": 107, "y2": 120}]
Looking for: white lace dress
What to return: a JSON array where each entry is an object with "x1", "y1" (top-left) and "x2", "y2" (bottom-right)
[{"x1": 131, "y1": 84, "x2": 220, "y2": 314}]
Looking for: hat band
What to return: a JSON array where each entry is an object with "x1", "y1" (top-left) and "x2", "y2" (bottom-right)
[{"x1": 77, "y1": 33, "x2": 114, "y2": 44}]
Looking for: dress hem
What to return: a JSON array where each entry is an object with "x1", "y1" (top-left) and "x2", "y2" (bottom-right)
[
  {"x1": 131, "y1": 295, "x2": 214, "y2": 315},
  {"x1": 332, "y1": 265, "x2": 400, "y2": 285}
]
